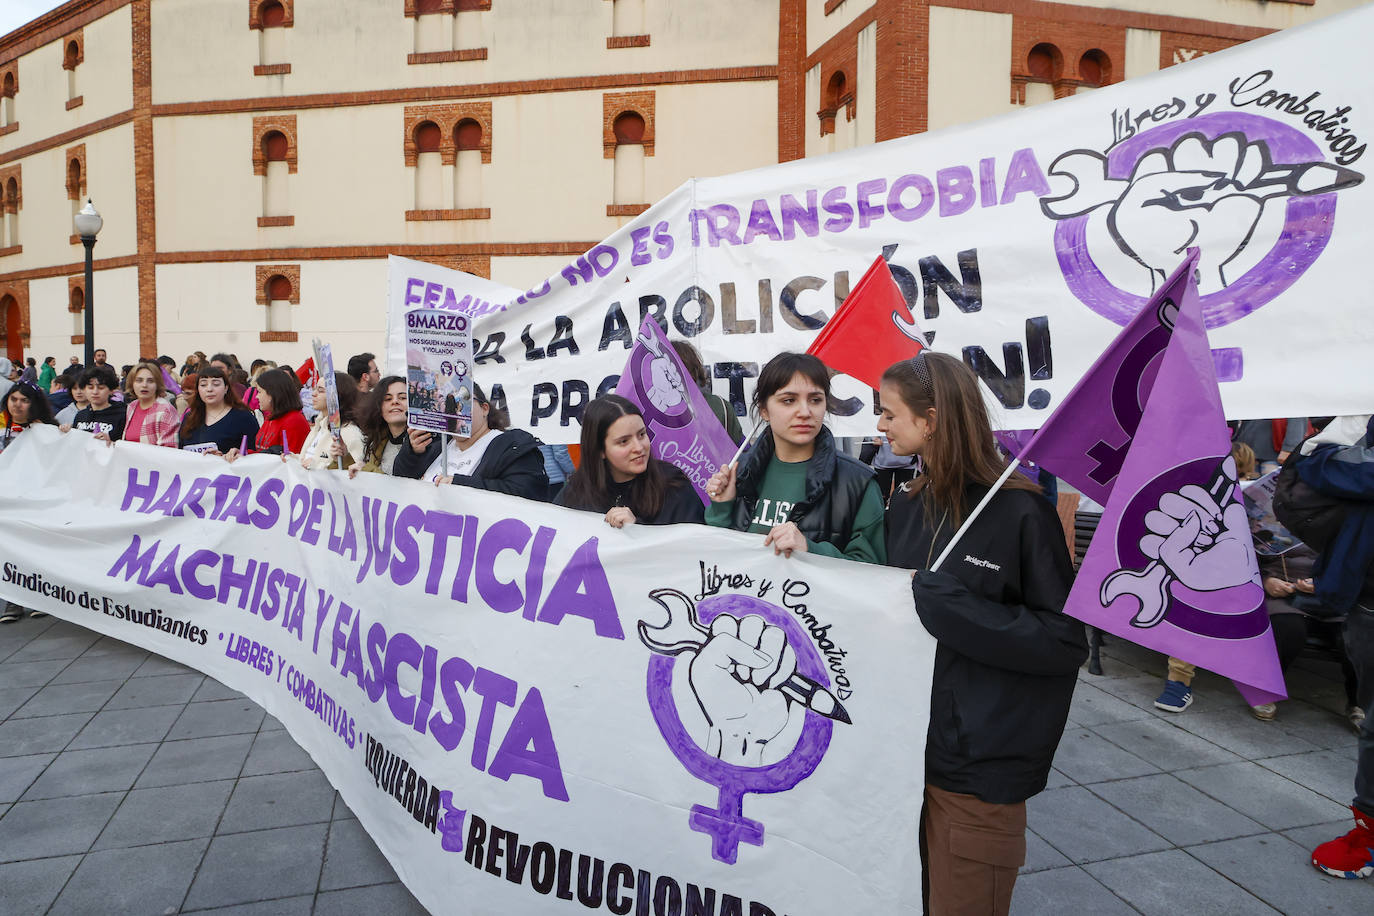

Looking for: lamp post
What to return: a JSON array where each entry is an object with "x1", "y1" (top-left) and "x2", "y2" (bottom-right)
[{"x1": 73, "y1": 199, "x2": 102, "y2": 368}]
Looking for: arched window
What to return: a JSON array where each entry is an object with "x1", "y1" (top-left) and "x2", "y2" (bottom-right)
[
  {"x1": 1, "y1": 71, "x2": 15, "y2": 129},
  {"x1": 261, "y1": 130, "x2": 291, "y2": 220},
  {"x1": 1, "y1": 293, "x2": 19, "y2": 363},
  {"x1": 1077, "y1": 49, "x2": 1111, "y2": 91},
  {"x1": 611, "y1": 111, "x2": 647, "y2": 213},
  {"x1": 258, "y1": 1, "x2": 289, "y2": 68},
  {"x1": 454, "y1": 118, "x2": 484, "y2": 209},
  {"x1": 63, "y1": 37, "x2": 82, "y2": 106},
  {"x1": 413, "y1": 121, "x2": 443, "y2": 209},
  {"x1": 4, "y1": 176, "x2": 20, "y2": 249},
  {"x1": 69, "y1": 282, "x2": 84, "y2": 339},
  {"x1": 1023, "y1": 43, "x2": 1060, "y2": 106},
  {"x1": 67, "y1": 156, "x2": 84, "y2": 230},
  {"x1": 266, "y1": 273, "x2": 293, "y2": 333}
]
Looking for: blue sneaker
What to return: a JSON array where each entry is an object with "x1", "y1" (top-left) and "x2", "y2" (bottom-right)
[{"x1": 1154, "y1": 680, "x2": 1192, "y2": 712}]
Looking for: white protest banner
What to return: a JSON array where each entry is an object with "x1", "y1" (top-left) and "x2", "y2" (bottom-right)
[
  {"x1": 0, "y1": 427, "x2": 932, "y2": 915},
  {"x1": 386, "y1": 7, "x2": 1374, "y2": 444},
  {"x1": 406, "y1": 309, "x2": 475, "y2": 438}
]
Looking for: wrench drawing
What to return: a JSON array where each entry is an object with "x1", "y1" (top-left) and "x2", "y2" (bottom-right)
[
  {"x1": 637, "y1": 588, "x2": 851, "y2": 724},
  {"x1": 1101, "y1": 461, "x2": 1240, "y2": 628}
]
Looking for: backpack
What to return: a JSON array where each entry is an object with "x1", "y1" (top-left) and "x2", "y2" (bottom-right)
[{"x1": 1272, "y1": 448, "x2": 1348, "y2": 552}]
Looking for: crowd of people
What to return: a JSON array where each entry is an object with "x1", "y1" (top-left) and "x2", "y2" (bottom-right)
[{"x1": 1, "y1": 340, "x2": 1370, "y2": 907}]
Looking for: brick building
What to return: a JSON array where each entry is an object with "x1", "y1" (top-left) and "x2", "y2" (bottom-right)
[{"x1": 0, "y1": 0, "x2": 1358, "y2": 365}]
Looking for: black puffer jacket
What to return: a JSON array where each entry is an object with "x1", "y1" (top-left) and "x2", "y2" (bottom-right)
[
  {"x1": 392, "y1": 428, "x2": 549, "y2": 502},
  {"x1": 723, "y1": 426, "x2": 876, "y2": 548},
  {"x1": 886, "y1": 481, "x2": 1087, "y2": 804}
]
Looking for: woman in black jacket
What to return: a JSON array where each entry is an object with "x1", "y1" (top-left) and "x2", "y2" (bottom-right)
[
  {"x1": 878, "y1": 352, "x2": 1086, "y2": 915},
  {"x1": 556, "y1": 394, "x2": 703, "y2": 526},
  {"x1": 392, "y1": 384, "x2": 547, "y2": 502}
]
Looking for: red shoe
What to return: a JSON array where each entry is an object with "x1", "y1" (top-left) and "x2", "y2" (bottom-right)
[{"x1": 1312, "y1": 806, "x2": 1374, "y2": 879}]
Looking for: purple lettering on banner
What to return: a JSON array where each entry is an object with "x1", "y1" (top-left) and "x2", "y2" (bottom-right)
[
  {"x1": 615, "y1": 316, "x2": 738, "y2": 506},
  {"x1": 888, "y1": 174, "x2": 935, "y2": 222},
  {"x1": 936, "y1": 166, "x2": 975, "y2": 217},
  {"x1": 405, "y1": 277, "x2": 425, "y2": 307},
  {"x1": 856, "y1": 179, "x2": 887, "y2": 228},
  {"x1": 629, "y1": 226, "x2": 653, "y2": 266},
  {"x1": 743, "y1": 200, "x2": 783, "y2": 244}
]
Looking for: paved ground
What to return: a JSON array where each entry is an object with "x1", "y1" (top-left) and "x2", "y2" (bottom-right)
[{"x1": 0, "y1": 612, "x2": 1368, "y2": 914}]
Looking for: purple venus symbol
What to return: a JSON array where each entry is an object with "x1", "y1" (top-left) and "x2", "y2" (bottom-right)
[{"x1": 644, "y1": 593, "x2": 834, "y2": 865}]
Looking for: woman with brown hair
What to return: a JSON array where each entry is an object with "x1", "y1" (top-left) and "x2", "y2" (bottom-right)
[
  {"x1": 122, "y1": 360, "x2": 180, "y2": 447},
  {"x1": 877, "y1": 351, "x2": 1086, "y2": 915}
]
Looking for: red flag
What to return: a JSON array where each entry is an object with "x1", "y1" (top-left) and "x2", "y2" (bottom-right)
[{"x1": 807, "y1": 256, "x2": 926, "y2": 389}]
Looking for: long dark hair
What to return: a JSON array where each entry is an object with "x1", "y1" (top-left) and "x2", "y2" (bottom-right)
[
  {"x1": 357, "y1": 375, "x2": 407, "y2": 460},
  {"x1": 6, "y1": 382, "x2": 56, "y2": 427},
  {"x1": 882, "y1": 352, "x2": 1036, "y2": 525},
  {"x1": 180, "y1": 365, "x2": 247, "y2": 437},
  {"x1": 254, "y1": 368, "x2": 303, "y2": 420},
  {"x1": 560, "y1": 394, "x2": 678, "y2": 518},
  {"x1": 331, "y1": 371, "x2": 359, "y2": 425}
]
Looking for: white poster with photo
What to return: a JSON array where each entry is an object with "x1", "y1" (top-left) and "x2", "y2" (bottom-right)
[
  {"x1": 0, "y1": 428, "x2": 933, "y2": 915},
  {"x1": 405, "y1": 309, "x2": 475, "y2": 438},
  {"x1": 386, "y1": 6, "x2": 1374, "y2": 444}
]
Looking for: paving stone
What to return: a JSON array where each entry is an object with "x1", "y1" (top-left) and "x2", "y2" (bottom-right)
[
  {"x1": 10, "y1": 678, "x2": 122, "y2": 718},
  {"x1": 194, "y1": 675, "x2": 250, "y2": 702},
  {"x1": 320, "y1": 816, "x2": 400, "y2": 890},
  {"x1": 0, "y1": 658, "x2": 69, "y2": 688},
  {"x1": 1258, "y1": 750, "x2": 1358, "y2": 806},
  {"x1": 94, "y1": 779, "x2": 235, "y2": 849},
  {"x1": 78, "y1": 636, "x2": 148, "y2": 659},
  {"x1": 1171, "y1": 709, "x2": 1322, "y2": 759},
  {"x1": 166, "y1": 698, "x2": 266, "y2": 741},
  {"x1": 0, "y1": 854, "x2": 82, "y2": 914},
  {"x1": 219, "y1": 770, "x2": 336, "y2": 834},
  {"x1": 1186, "y1": 832, "x2": 1372, "y2": 914},
  {"x1": 184, "y1": 823, "x2": 328, "y2": 910},
  {"x1": 261, "y1": 713, "x2": 287, "y2": 732},
  {"x1": 103, "y1": 671, "x2": 203, "y2": 709},
  {"x1": 135, "y1": 734, "x2": 254, "y2": 788},
  {"x1": 333, "y1": 793, "x2": 357, "y2": 822},
  {"x1": 133, "y1": 652, "x2": 196, "y2": 676},
  {"x1": 1065, "y1": 682, "x2": 1154, "y2": 727},
  {"x1": 50, "y1": 837, "x2": 209, "y2": 915},
  {"x1": 1176, "y1": 761, "x2": 1350, "y2": 830},
  {"x1": 1043, "y1": 767, "x2": 1074, "y2": 790},
  {"x1": 0, "y1": 684, "x2": 38, "y2": 719},
  {"x1": 1051, "y1": 728, "x2": 1161, "y2": 784},
  {"x1": 48, "y1": 652, "x2": 146, "y2": 685},
  {"x1": 182, "y1": 896, "x2": 315, "y2": 915},
  {"x1": 66, "y1": 704, "x2": 183, "y2": 750},
  {"x1": 6, "y1": 631, "x2": 100, "y2": 662},
  {"x1": 1022, "y1": 829, "x2": 1071, "y2": 874},
  {"x1": 0, "y1": 711, "x2": 94, "y2": 756},
  {"x1": 1085, "y1": 849, "x2": 1279, "y2": 915},
  {"x1": 1009, "y1": 865, "x2": 1137, "y2": 916},
  {"x1": 22, "y1": 742, "x2": 158, "y2": 800},
  {"x1": 0, "y1": 792, "x2": 123, "y2": 860},
  {"x1": 1091, "y1": 717, "x2": 1244, "y2": 772},
  {"x1": 1265, "y1": 700, "x2": 1364, "y2": 753},
  {"x1": 313, "y1": 882, "x2": 429, "y2": 916},
  {"x1": 0, "y1": 752, "x2": 54, "y2": 803},
  {"x1": 1280, "y1": 819, "x2": 1357, "y2": 854},
  {"x1": 242, "y1": 728, "x2": 319, "y2": 777},
  {"x1": 1089, "y1": 774, "x2": 1264, "y2": 846},
  {"x1": 1026, "y1": 786, "x2": 1171, "y2": 864}
]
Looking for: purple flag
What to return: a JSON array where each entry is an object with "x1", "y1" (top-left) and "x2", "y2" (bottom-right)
[
  {"x1": 615, "y1": 317, "x2": 737, "y2": 506},
  {"x1": 1020, "y1": 253, "x2": 1197, "y2": 506},
  {"x1": 1066, "y1": 251, "x2": 1284, "y2": 705}
]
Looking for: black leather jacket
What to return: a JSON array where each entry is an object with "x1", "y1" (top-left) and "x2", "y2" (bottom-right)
[
  {"x1": 723, "y1": 427, "x2": 875, "y2": 549},
  {"x1": 392, "y1": 428, "x2": 549, "y2": 502}
]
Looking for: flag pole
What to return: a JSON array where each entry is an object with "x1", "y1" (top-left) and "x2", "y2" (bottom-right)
[
  {"x1": 728, "y1": 419, "x2": 765, "y2": 468},
  {"x1": 929, "y1": 459, "x2": 1022, "y2": 572}
]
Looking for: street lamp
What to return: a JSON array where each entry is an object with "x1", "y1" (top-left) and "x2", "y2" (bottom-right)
[{"x1": 73, "y1": 199, "x2": 102, "y2": 367}]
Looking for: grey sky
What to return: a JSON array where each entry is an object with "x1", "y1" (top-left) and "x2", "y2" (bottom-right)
[{"x1": 0, "y1": 1, "x2": 66, "y2": 40}]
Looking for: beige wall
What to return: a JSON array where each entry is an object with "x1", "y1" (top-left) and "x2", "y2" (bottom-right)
[
  {"x1": 927, "y1": 6, "x2": 1016, "y2": 132},
  {"x1": 1057, "y1": 0, "x2": 1365, "y2": 30},
  {"x1": 0, "y1": 6, "x2": 133, "y2": 152},
  {"x1": 1124, "y1": 27, "x2": 1161, "y2": 81},
  {"x1": 27, "y1": 265, "x2": 139, "y2": 364},
  {"x1": 807, "y1": 0, "x2": 873, "y2": 57},
  {"x1": 151, "y1": 0, "x2": 778, "y2": 105}
]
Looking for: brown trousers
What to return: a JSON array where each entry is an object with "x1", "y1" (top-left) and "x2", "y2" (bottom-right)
[{"x1": 922, "y1": 784, "x2": 1026, "y2": 916}]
